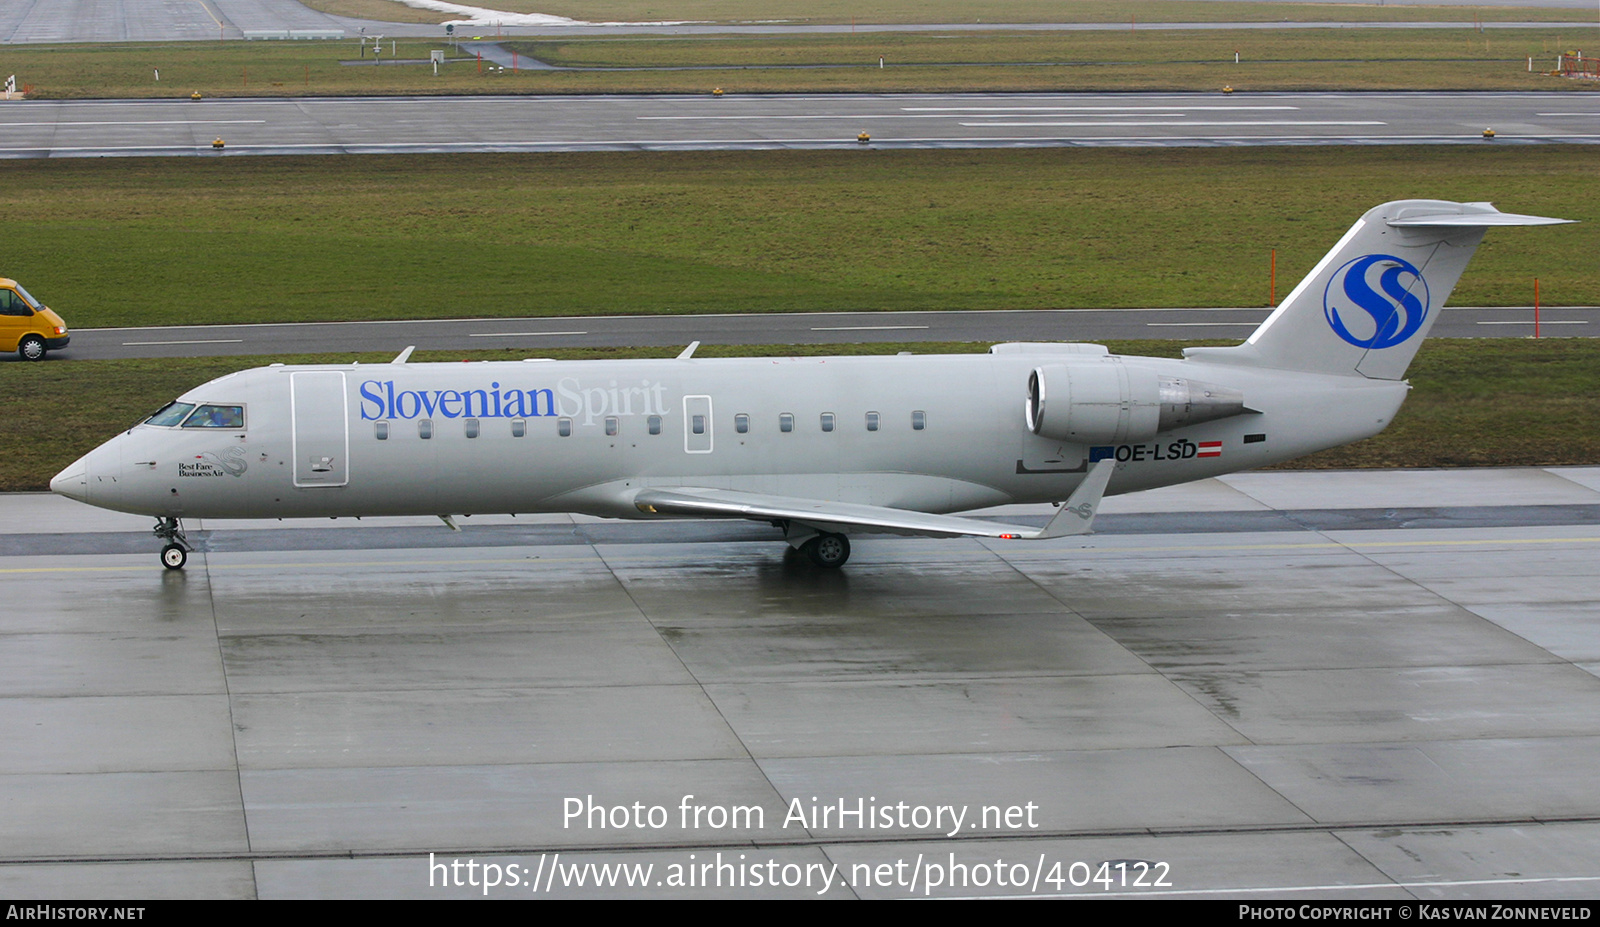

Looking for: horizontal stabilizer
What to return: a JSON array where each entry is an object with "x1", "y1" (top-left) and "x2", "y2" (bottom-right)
[{"x1": 1386, "y1": 208, "x2": 1571, "y2": 228}]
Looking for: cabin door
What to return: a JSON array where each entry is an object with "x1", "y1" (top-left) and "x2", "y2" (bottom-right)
[{"x1": 291, "y1": 371, "x2": 350, "y2": 487}]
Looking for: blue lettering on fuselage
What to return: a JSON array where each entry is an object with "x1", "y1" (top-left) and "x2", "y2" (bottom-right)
[{"x1": 358, "y1": 379, "x2": 669, "y2": 423}]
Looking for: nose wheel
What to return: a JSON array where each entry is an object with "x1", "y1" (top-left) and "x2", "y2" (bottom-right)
[{"x1": 153, "y1": 517, "x2": 193, "y2": 570}]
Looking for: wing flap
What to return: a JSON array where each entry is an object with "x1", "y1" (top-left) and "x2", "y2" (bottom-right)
[{"x1": 632, "y1": 460, "x2": 1115, "y2": 541}]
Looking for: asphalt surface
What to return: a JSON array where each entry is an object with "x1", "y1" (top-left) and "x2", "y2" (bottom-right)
[
  {"x1": 21, "y1": 305, "x2": 1587, "y2": 363},
  {"x1": 6, "y1": 91, "x2": 1600, "y2": 158},
  {"x1": 5, "y1": 466, "x2": 1600, "y2": 898}
]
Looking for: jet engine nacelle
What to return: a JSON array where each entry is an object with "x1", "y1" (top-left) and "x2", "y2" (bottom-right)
[{"x1": 1025, "y1": 362, "x2": 1247, "y2": 444}]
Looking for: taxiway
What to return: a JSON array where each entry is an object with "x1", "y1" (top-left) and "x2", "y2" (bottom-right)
[
  {"x1": 3, "y1": 467, "x2": 1598, "y2": 898},
  {"x1": 35, "y1": 305, "x2": 1596, "y2": 362}
]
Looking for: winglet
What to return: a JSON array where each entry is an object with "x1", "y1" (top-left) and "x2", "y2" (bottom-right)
[
  {"x1": 392, "y1": 345, "x2": 416, "y2": 364},
  {"x1": 1032, "y1": 458, "x2": 1115, "y2": 539}
]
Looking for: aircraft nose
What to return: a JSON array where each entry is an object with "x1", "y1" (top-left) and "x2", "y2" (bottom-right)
[{"x1": 50, "y1": 453, "x2": 91, "y2": 503}]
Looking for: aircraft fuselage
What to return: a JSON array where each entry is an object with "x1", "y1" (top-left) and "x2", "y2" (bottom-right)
[{"x1": 62, "y1": 349, "x2": 1404, "y2": 522}]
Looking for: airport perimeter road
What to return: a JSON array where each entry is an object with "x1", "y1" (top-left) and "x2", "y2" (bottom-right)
[
  {"x1": 47, "y1": 306, "x2": 1597, "y2": 361},
  {"x1": 4, "y1": 92, "x2": 1600, "y2": 158},
  {"x1": 4, "y1": 467, "x2": 1599, "y2": 898}
]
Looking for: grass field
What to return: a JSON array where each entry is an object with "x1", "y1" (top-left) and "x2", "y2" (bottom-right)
[
  {"x1": 299, "y1": 0, "x2": 1600, "y2": 26},
  {"x1": 4, "y1": 339, "x2": 1595, "y2": 493},
  {"x1": 501, "y1": 28, "x2": 1600, "y2": 93},
  {"x1": 1, "y1": 147, "x2": 1591, "y2": 330},
  {"x1": 7, "y1": 26, "x2": 1600, "y2": 98}
]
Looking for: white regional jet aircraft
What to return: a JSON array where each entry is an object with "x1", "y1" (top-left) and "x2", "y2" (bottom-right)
[{"x1": 52, "y1": 200, "x2": 1567, "y2": 569}]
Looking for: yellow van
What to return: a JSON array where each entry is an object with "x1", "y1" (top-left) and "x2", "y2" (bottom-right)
[{"x1": 0, "y1": 278, "x2": 69, "y2": 361}]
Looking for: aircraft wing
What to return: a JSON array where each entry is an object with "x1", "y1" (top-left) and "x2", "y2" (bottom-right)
[{"x1": 631, "y1": 459, "x2": 1115, "y2": 541}]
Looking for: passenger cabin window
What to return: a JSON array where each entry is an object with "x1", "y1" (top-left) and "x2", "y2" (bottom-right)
[
  {"x1": 820, "y1": 413, "x2": 835, "y2": 433},
  {"x1": 735, "y1": 413, "x2": 750, "y2": 434},
  {"x1": 865, "y1": 412, "x2": 880, "y2": 432},
  {"x1": 779, "y1": 413, "x2": 794, "y2": 433},
  {"x1": 418, "y1": 419, "x2": 433, "y2": 439},
  {"x1": 464, "y1": 418, "x2": 480, "y2": 438},
  {"x1": 912, "y1": 410, "x2": 927, "y2": 431},
  {"x1": 648, "y1": 415, "x2": 662, "y2": 436},
  {"x1": 374, "y1": 421, "x2": 389, "y2": 441},
  {"x1": 145, "y1": 402, "x2": 196, "y2": 427},
  {"x1": 511, "y1": 419, "x2": 527, "y2": 438},
  {"x1": 692, "y1": 414, "x2": 707, "y2": 436},
  {"x1": 605, "y1": 416, "x2": 619, "y2": 437},
  {"x1": 558, "y1": 418, "x2": 572, "y2": 437}
]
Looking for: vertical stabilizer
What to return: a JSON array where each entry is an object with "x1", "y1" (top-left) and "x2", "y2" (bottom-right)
[{"x1": 1183, "y1": 201, "x2": 1570, "y2": 379}]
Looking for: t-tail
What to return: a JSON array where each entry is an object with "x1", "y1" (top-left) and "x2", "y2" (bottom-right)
[{"x1": 1184, "y1": 200, "x2": 1571, "y2": 379}]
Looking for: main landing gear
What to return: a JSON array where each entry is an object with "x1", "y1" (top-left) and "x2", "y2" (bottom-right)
[
  {"x1": 800, "y1": 532, "x2": 851, "y2": 569},
  {"x1": 154, "y1": 517, "x2": 192, "y2": 570},
  {"x1": 779, "y1": 520, "x2": 852, "y2": 568}
]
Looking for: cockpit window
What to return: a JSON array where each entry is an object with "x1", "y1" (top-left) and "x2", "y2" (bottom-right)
[
  {"x1": 145, "y1": 402, "x2": 196, "y2": 427},
  {"x1": 181, "y1": 405, "x2": 245, "y2": 429}
]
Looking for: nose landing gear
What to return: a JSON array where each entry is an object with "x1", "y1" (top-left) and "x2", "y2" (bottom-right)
[{"x1": 154, "y1": 517, "x2": 192, "y2": 570}]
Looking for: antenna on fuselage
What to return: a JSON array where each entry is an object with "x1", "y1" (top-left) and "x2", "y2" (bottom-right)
[
  {"x1": 677, "y1": 341, "x2": 700, "y2": 360},
  {"x1": 391, "y1": 345, "x2": 416, "y2": 364}
]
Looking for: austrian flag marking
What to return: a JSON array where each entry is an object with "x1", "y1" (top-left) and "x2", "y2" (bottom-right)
[{"x1": 1197, "y1": 441, "x2": 1223, "y2": 458}]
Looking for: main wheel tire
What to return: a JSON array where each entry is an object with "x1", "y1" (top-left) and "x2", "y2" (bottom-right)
[
  {"x1": 161, "y1": 544, "x2": 188, "y2": 570},
  {"x1": 803, "y1": 533, "x2": 851, "y2": 568},
  {"x1": 18, "y1": 336, "x2": 45, "y2": 362}
]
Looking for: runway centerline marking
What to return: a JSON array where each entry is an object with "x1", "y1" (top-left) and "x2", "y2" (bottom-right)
[
  {"x1": 900, "y1": 105, "x2": 1300, "y2": 112},
  {"x1": 0, "y1": 120, "x2": 266, "y2": 127},
  {"x1": 121, "y1": 339, "x2": 245, "y2": 345},
  {"x1": 638, "y1": 113, "x2": 1119, "y2": 120},
  {"x1": 1147, "y1": 322, "x2": 1261, "y2": 327},
  {"x1": 810, "y1": 325, "x2": 930, "y2": 331},
  {"x1": 469, "y1": 331, "x2": 589, "y2": 337},
  {"x1": 961, "y1": 120, "x2": 1387, "y2": 127}
]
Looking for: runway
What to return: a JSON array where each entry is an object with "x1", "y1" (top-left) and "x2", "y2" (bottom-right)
[
  {"x1": 5, "y1": 91, "x2": 1600, "y2": 158},
  {"x1": 3, "y1": 466, "x2": 1599, "y2": 898}
]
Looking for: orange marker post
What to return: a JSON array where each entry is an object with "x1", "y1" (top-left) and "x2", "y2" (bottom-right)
[{"x1": 1535, "y1": 277, "x2": 1541, "y2": 339}]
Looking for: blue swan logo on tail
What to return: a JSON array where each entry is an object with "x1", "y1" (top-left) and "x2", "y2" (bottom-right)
[{"x1": 1323, "y1": 254, "x2": 1430, "y2": 350}]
